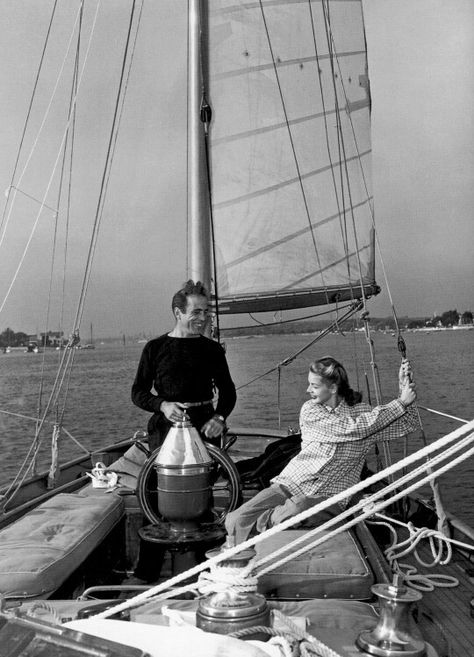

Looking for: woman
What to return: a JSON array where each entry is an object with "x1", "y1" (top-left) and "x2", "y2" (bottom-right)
[{"x1": 225, "y1": 356, "x2": 417, "y2": 545}]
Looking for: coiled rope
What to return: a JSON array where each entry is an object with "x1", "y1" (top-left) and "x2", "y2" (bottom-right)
[
  {"x1": 230, "y1": 609, "x2": 344, "y2": 657},
  {"x1": 366, "y1": 512, "x2": 474, "y2": 591}
]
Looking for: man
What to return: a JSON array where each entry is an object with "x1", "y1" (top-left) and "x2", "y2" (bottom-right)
[
  {"x1": 130, "y1": 280, "x2": 236, "y2": 583},
  {"x1": 132, "y1": 279, "x2": 236, "y2": 451}
]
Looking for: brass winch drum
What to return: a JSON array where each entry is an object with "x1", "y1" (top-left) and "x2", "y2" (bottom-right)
[
  {"x1": 196, "y1": 592, "x2": 271, "y2": 641},
  {"x1": 155, "y1": 463, "x2": 212, "y2": 531}
]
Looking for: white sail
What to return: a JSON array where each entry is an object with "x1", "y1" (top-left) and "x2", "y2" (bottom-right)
[{"x1": 207, "y1": 0, "x2": 377, "y2": 313}]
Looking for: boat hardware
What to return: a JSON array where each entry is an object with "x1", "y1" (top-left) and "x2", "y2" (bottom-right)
[
  {"x1": 136, "y1": 416, "x2": 240, "y2": 577},
  {"x1": 196, "y1": 547, "x2": 271, "y2": 641},
  {"x1": 357, "y1": 574, "x2": 426, "y2": 656}
]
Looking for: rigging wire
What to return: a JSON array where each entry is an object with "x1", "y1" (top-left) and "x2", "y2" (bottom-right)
[
  {"x1": 0, "y1": 2, "x2": 103, "y2": 503},
  {"x1": 258, "y1": 1, "x2": 331, "y2": 308},
  {"x1": 232, "y1": 1, "x2": 368, "y2": 416},
  {"x1": 315, "y1": 1, "x2": 353, "y2": 287},
  {"x1": 236, "y1": 301, "x2": 361, "y2": 392},
  {"x1": 319, "y1": 1, "x2": 373, "y2": 330},
  {"x1": 219, "y1": 302, "x2": 355, "y2": 333},
  {"x1": 39, "y1": 2, "x2": 85, "y2": 482},
  {"x1": 0, "y1": 2, "x2": 84, "y2": 254},
  {"x1": 71, "y1": 0, "x2": 140, "y2": 334},
  {"x1": 0, "y1": 1, "x2": 143, "y2": 505},
  {"x1": 326, "y1": 0, "x2": 447, "y2": 526},
  {"x1": 0, "y1": 1, "x2": 98, "y2": 315},
  {"x1": 0, "y1": 0, "x2": 59, "y2": 239},
  {"x1": 318, "y1": 2, "x2": 405, "y2": 486}
]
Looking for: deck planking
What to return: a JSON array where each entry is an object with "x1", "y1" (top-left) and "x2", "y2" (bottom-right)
[{"x1": 401, "y1": 541, "x2": 474, "y2": 656}]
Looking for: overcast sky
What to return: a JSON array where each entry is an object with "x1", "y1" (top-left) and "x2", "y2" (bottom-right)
[{"x1": 0, "y1": 0, "x2": 472, "y2": 338}]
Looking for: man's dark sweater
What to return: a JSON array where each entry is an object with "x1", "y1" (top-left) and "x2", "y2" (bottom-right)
[{"x1": 131, "y1": 334, "x2": 236, "y2": 449}]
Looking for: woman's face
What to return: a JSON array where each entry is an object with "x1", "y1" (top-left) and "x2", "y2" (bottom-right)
[{"x1": 307, "y1": 371, "x2": 336, "y2": 405}]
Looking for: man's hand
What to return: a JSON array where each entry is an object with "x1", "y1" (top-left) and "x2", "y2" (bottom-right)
[
  {"x1": 160, "y1": 401, "x2": 187, "y2": 423},
  {"x1": 201, "y1": 415, "x2": 225, "y2": 439}
]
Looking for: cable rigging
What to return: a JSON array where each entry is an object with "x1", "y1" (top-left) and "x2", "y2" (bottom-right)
[{"x1": 0, "y1": 0, "x2": 145, "y2": 507}]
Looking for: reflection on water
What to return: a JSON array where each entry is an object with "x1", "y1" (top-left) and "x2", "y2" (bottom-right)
[{"x1": 0, "y1": 330, "x2": 472, "y2": 522}]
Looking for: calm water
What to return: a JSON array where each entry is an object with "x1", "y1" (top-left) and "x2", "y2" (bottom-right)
[{"x1": 1, "y1": 329, "x2": 473, "y2": 522}]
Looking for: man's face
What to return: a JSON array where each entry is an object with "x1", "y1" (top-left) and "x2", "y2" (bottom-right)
[{"x1": 175, "y1": 295, "x2": 209, "y2": 336}]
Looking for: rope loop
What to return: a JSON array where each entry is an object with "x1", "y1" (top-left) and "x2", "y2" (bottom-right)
[
  {"x1": 368, "y1": 513, "x2": 461, "y2": 591},
  {"x1": 197, "y1": 561, "x2": 258, "y2": 597}
]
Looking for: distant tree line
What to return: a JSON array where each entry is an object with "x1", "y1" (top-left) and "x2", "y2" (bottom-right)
[
  {"x1": 0, "y1": 328, "x2": 30, "y2": 347},
  {"x1": 406, "y1": 309, "x2": 473, "y2": 330},
  {"x1": 222, "y1": 308, "x2": 473, "y2": 336},
  {"x1": 0, "y1": 328, "x2": 66, "y2": 348},
  {"x1": 3, "y1": 309, "x2": 472, "y2": 344}
]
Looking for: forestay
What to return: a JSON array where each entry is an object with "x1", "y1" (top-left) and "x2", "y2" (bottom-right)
[{"x1": 207, "y1": 0, "x2": 378, "y2": 314}]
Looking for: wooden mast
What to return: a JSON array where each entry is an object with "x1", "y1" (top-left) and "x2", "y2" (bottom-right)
[{"x1": 187, "y1": 0, "x2": 212, "y2": 296}]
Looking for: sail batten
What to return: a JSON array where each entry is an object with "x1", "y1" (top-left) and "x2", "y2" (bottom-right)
[{"x1": 208, "y1": 0, "x2": 377, "y2": 313}]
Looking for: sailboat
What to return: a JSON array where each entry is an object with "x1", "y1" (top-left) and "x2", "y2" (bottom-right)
[{"x1": 0, "y1": 2, "x2": 473, "y2": 656}]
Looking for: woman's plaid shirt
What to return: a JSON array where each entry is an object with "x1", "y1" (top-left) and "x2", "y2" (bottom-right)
[{"x1": 273, "y1": 399, "x2": 418, "y2": 507}]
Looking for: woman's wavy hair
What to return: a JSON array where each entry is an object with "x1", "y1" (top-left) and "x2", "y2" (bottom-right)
[
  {"x1": 309, "y1": 356, "x2": 362, "y2": 406},
  {"x1": 171, "y1": 279, "x2": 208, "y2": 313}
]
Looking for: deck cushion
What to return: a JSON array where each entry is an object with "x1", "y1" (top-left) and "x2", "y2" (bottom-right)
[
  {"x1": 256, "y1": 528, "x2": 374, "y2": 600},
  {"x1": 0, "y1": 487, "x2": 123, "y2": 599}
]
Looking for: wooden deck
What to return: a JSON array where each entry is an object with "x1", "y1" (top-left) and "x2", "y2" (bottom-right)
[{"x1": 401, "y1": 538, "x2": 474, "y2": 657}]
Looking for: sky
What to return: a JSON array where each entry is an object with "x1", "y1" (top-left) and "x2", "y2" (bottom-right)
[{"x1": 0, "y1": 0, "x2": 473, "y2": 338}]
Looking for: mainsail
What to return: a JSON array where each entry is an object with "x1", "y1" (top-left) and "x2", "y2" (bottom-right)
[{"x1": 207, "y1": 0, "x2": 378, "y2": 314}]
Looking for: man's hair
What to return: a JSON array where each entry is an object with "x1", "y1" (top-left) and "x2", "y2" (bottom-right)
[
  {"x1": 309, "y1": 356, "x2": 363, "y2": 406},
  {"x1": 171, "y1": 279, "x2": 208, "y2": 313}
]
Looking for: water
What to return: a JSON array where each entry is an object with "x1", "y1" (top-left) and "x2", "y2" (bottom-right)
[{"x1": 1, "y1": 329, "x2": 472, "y2": 523}]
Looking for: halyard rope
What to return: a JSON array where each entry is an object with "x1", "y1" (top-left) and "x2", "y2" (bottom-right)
[{"x1": 90, "y1": 419, "x2": 474, "y2": 620}]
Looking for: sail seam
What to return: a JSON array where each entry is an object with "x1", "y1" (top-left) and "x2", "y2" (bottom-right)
[
  {"x1": 225, "y1": 199, "x2": 371, "y2": 267},
  {"x1": 213, "y1": 150, "x2": 370, "y2": 209},
  {"x1": 212, "y1": 0, "x2": 362, "y2": 17},
  {"x1": 212, "y1": 109, "x2": 334, "y2": 145},
  {"x1": 211, "y1": 104, "x2": 367, "y2": 147},
  {"x1": 282, "y1": 244, "x2": 370, "y2": 289}
]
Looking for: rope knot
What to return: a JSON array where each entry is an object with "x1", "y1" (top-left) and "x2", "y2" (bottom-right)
[{"x1": 197, "y1": 561, "x2": 258, "y2": 598}]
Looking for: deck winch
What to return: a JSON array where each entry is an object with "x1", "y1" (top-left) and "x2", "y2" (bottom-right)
[
  {"x1": 357, "y1": 575, "x2": 426, "y2": 656},
  {"x1": 196, "y1": 547, "x2": 271, "y2": 642}
]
